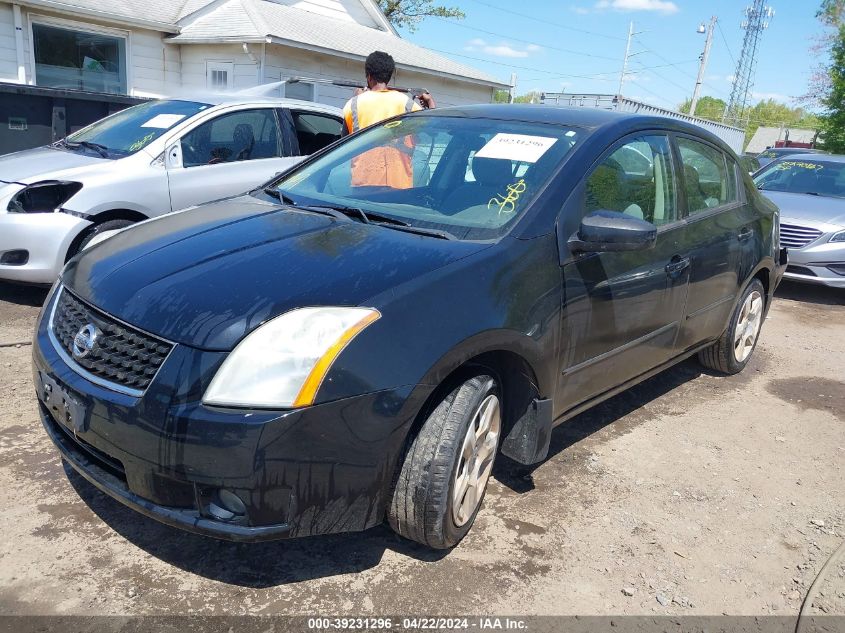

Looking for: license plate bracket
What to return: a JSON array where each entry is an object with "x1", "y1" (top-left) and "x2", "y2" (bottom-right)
[{"x1": 37, "y1": 372, "x2": 89, "y2": 434}]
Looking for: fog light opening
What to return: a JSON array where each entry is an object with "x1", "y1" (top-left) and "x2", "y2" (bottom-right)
[
  {"x1": 0, "y1": 250, "x2": 29, "y2": 266},
  {"x1": 207, "y1": 488, "x2": 247, "y2": 521}
]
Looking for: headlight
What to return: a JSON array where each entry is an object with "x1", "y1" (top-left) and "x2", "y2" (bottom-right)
[
  {"x1": 831, "y1": 230, "x2": 845, "y2": 243},
  {"x1": 203, "y1": 306, "x2": 380, "y2": 408},
  {"x1": 8, "y1": 180, "x2": 82, "y2": 213}
]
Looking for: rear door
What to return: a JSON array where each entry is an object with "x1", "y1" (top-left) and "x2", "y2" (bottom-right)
[
  {"x1": 166, "y1": 107, "x2": 299, "y2": 211},
  {"x1": 672, "y1": 135, "x2": 750, "y2": 350},
  {"x1": 285, "y1": 110, "x2": 344, "y2": 156},
  {"x1": 556, "y1": 133, "x2": 691, "y2": 416}
]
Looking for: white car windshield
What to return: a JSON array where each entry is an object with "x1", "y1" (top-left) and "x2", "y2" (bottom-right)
[
  {"x1": 61, "y1": 99, "x2": 210, "y2": 158},
  {"x1": 754, "y1": 159, "x2": 845, "y2": 198},
  {"x1": 268, "y1": 115, "x2": 580, "y2": 240}
]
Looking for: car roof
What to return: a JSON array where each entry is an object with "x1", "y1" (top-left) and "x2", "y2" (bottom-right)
[
  {"x1": 422, "y1": 103, "x2": 733, "y2": 149},
  {"x1": 157, "y1": 94, "x2": 342, "y2": 115},
  {"x1": 764, "y1": 147, "x2": 823, "y2": 153},
  {"x1": 771, "y1": 153, "x2": 845, "y2": 163}
]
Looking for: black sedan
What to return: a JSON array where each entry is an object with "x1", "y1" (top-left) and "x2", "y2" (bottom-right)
[{"x1": 33, "y1": 105, "x2": 785, "y2": 549}]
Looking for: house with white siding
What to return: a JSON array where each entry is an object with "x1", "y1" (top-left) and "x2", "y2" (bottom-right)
[{"x1": 0, "y1": 0, "x2": 508, "y2": 109}]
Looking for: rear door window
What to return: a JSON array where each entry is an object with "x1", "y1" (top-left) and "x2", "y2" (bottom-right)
[
  {"x1": 585, "y1": 135, "x2": 677, "y2": 226},
  {"x1": 676, "y1": 137, "x2": 737, "y2": 214},
  {"x1": 291, "y1": 112, "x2": 343, "y2": 155}
]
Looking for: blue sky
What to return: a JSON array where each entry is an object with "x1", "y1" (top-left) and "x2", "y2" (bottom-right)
[{"x1": 397, "y1": 0, "x2": 825, "y2": 111}]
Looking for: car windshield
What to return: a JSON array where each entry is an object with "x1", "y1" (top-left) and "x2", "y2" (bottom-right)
[
  {"x1": 265, "y1": 115, "x2": 580, "y2": 240},
  {"x1": 753, "y1": 159, "x2": 845, "y2": 198},
  {"x1": 60, "y1": 100, "x2": 210, "y2": 158}
]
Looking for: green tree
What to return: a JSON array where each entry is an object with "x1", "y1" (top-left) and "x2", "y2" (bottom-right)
[
  {"x1": 492, "y1": 89, "x2": 511, "y2": 103},
  {"x1": 819, "y1": 25, "x2": 845, "y2": 152},
  {"x1": 513, "y1": 91, "x2": 543, "y2": 104},
  {"x1": 678, "y1": 96, "x2": 726, "y2": 122},
  {"x1": 377, "y1": 0, "x2": 464, "y2": 31}
]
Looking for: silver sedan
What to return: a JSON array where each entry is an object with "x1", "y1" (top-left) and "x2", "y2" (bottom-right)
[
  {"x1": 0, "y1": 95, "x2": 342, "y2": 283},
  {"x1": 755, "y1": 154, "x2": 845, "y2": 289}
]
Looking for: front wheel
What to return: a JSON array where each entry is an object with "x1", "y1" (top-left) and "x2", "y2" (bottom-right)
[
  {"x1": 698, "y1": 278, "x2": 766, "y2": 374},
  {"x1": 387, "y1": 374, "x2": 501, "y2": 549}
]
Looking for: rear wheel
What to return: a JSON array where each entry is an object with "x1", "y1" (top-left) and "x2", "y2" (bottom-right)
[
  {"x1": 387, "y1": 374, "x2": 501, "y2": 549},
  {"x1": 698, "y1": 278, "x2": 765, "y2": 374}
]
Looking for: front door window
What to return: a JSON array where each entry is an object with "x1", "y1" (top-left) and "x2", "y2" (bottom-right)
[{"x1": 180, "y1": 109, "x2": 281, "y2": 167}]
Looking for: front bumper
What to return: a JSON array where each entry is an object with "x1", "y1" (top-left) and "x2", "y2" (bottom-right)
[
  {"x1": 0, "y1": 209, "x2": 91, "y2": 283},
  {"x1": 784, "y1": 240, "x2": 845, "y2": 289},
  {"x1": 33, "y1": 291, "x2": 428, "y2": 541}
]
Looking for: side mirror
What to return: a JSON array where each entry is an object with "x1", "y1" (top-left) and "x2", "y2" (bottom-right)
[
  {"x1": 165, "y1": 142, "x2": 183, "y2": 169},
  {"x1": 568, "y1": 210, "x2": 657, "y2": 253}
]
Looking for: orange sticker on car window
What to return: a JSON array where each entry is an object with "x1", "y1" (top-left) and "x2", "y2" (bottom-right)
[{"x1": 488, "y1": 179, "x2": 527, "y2": 215}]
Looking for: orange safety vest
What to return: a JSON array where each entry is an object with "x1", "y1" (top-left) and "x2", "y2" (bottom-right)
[{"x1": 343, "y1": 89, "x2": 421, "y2": 189}]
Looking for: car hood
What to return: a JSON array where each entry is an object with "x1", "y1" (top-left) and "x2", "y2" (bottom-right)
[
  {"x1": 761, "y1": 190, "x2": 845, "y2": 229},
  {"x1": 63, "y1": 195, "x2": 489, "y2": 350},
  {"x1": 0, "y1": 146, "x2": 108, "y2": 185}
]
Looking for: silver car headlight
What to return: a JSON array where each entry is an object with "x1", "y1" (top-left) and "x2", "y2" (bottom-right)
[
  {"x1": 8, "y1": 180, "x2": 82, "y2": 213},
  {"x1": 203, "y1": 306, "x2": 381, "y2": 408},
  {"x1": 830, "y1": 230, "x2": 845, "y2": 243}
]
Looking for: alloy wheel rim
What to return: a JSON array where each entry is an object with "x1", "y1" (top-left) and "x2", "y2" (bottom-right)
[
  {"x1": 734, "y1": 290, "x2": 764, "y2": 363},
  {"x1": 451, "y1": 393, "x2": 501, "y2": 527}
]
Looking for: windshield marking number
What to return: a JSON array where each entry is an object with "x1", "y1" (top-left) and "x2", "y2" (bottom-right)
[{"x1": 488, "y1": 179, "x2": 527, "y2": 215}]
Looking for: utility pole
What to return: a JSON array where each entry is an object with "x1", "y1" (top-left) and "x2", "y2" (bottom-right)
[
  {"x1": 723, "y1": 1, "x2": 774, "y2": 127},
  {"x1": 618, "y1": 22, "x2": 645, "y2": 97},
  {"x1": 690, "y1": 16, "x2": 717, "y2": 116},
  {"x1": 509, "y1": 72, "x2": 517, "y2": 104}
]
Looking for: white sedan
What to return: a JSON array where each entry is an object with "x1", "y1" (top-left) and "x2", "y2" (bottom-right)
[{"x1": 0, "y1": 95, "x2": 343, "y2": 283}]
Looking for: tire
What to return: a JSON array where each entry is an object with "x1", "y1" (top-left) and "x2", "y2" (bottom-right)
[
  {"x1": 71, "y1": 219, "x2": 135, "y2": 259},
  {"x1": 698, "y1": 278, "x2": 766, "y2": 375},
  {"x1": 387, "y1": 374, "x2": 501, "y2": 549}
]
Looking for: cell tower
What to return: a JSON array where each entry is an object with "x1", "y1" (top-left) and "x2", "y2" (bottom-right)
[{"x1": 722, "y1": 0, "x2": 774, "y2": 127}]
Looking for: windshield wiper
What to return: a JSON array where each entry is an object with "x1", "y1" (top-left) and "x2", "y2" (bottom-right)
[
  {"x1": 371, "y1": 222, "x2": 457, "y2": 240},
  {"x1": 263, "y1": 189, "x2": 350, "y2": 222},
  {"x1": 62, "y1": 139, "x2": 109, "y2": 158},
  {"x1": 802, "y1": 191, "x2": 821, "y2": 196}
]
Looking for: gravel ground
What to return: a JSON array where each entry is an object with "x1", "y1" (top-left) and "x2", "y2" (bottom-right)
[{"x1": 0, "y1": 279, "x2": 843, "y2": 617}]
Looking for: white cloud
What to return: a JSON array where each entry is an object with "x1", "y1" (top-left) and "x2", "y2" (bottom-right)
[
  {"x1": 595, "y1": 0, "x2": 679, "y2": 14},
  {"x1": 752, "y1": 91, "x2": 791, "y2": 103},
  {"x1": 464, "y1": 38, "x2": 540, "y2": 58}
]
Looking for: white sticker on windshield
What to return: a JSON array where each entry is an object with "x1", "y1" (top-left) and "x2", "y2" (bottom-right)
[
  {"x1": 141, "y1": 114, "x2": 187, "y2": 129},
  {"x1": 475, "y1": 133, "x2": 557, "y2": 163}
]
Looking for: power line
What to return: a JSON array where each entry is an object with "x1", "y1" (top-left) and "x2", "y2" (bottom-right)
[
  {"x1": 463, "y1": 0, "x2": 626, "y2": 41},
  {"x1": 716, "y1": 20, "x2": 738, "y2": 66},
  {"x1": 634, "y1": 39, "x2": 731, "y2": 99},
  {"x1": 432, "y1": 16, "x2": 621, "y2": 61},
  {"x1": 427, "y1": 47, "x2": 617, "y2": 81}
]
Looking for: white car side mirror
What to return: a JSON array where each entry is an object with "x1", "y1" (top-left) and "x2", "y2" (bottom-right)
[{"x1": 165, "y1": 142, "x2": 183, "y2": 169}]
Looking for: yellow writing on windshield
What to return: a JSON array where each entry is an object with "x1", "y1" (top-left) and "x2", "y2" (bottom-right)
[
  {"x1": 775, "y1": 161, "x2": 824, "y2": 171},
  {"x1": 488, "y1": 179, "x2": 526, "y2": 215},
  {"x1": 128, "y1": 132, "x2": 156, "y2": 152}
]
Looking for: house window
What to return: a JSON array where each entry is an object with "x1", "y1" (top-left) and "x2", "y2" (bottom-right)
[
  {"x1": 32, "y1": 22, "x2": 127, "y2": 94},
  {"x1": 206, "y1": 62, "x2": 233, "y2": 91},
  {"x1": 284, "y1": 81, "x2": 316, "y2": 102}
]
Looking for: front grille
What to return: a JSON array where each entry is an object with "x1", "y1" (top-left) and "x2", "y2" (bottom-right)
[
  {"x1": 780, "y1": 223, "x2": 823, "y2": 249},
  {"x1": 51, "y1": 288, "x2": 173, "y2": 392}
]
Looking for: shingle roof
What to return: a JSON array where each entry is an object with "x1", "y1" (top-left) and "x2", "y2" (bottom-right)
[
  {"x1": 167, "y1": 0, "x2": 507, "y2": 87},
  {"x1": 19, "y1": 0, "x2": 204, "y2": 31}
]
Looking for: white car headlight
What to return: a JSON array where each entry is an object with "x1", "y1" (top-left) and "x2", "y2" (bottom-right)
[
  {"x1": 203, "y1": 306, "x2": 380, "y2": 408},
  {"x1": 831, "y1": 229, "x2": 845, "y2": 243}
]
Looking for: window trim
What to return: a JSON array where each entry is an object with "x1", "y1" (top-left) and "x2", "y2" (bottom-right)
[
  {"x1": 670, "y1": 132, "x2": 744, "y2": 223},
  {"x1": 580, "y1": 129, "x2": 684, "y2": 233},
  {"x1": 28, "y1": 13, "x2": 132, "y2": 94}
]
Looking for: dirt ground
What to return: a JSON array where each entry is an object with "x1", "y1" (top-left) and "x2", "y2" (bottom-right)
[{"x1": 0, "y1": 280, "x2": 843, "y2": 618}]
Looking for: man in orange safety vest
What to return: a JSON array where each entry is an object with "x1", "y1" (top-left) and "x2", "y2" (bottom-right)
[{"x1": 342, "y1": 51, "x2": 436, "y2": 189}]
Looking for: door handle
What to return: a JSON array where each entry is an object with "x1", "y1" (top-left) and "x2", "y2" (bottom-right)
[
  {"x1": 665, "y1": 256, "x2": 690, "y2": 278},
  {"x1": 738, "y1": 226, "x2": 753, "y2": 242}
]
